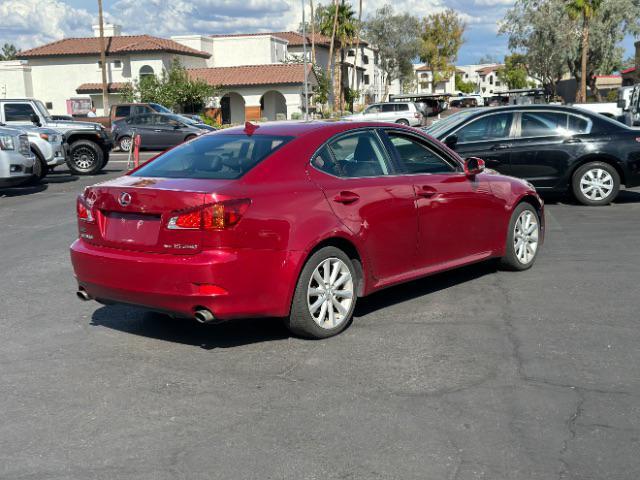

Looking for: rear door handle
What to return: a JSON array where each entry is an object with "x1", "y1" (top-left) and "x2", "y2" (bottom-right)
[
  {"x1": 416, "y1": 185, "x2": 437, "y2": 198},
  {"x1": 563, "y1": 137, "x2": 582, "y2": 144},
  {"x1": 333, "y1": 191, "x2": 360, "y2": 204},
  {"x1": 491, "y1": 143, "x2": 511, "y2": 150}
]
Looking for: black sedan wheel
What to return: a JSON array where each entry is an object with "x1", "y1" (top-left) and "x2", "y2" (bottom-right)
[
  {"x1": 67, "y1": 140, "x2": 104, "y2": 175},
  {"x1": 572, "y1": 162, "x2": 620, "y2": 206}
]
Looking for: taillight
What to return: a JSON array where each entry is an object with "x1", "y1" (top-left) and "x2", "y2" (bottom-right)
[
  {"x1": 77, "y1": 196, "x2": 94, "y2": 222},
  {"x1": 414, "y1": 112, "x2": 421, "y2": 118},
  {"x1": 168, "y1": 199, "x2": 251, "y2": 230}
]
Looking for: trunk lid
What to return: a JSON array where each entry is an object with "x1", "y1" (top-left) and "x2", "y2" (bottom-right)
[{"x1": 82, "y1": 176, "x2": 233, "y2": 254}]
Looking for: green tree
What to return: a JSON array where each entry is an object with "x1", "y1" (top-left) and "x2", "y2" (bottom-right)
[
  {"x1": 566, "y1": 0, "x2": 603, "y2": 102},
  {"x1": 0, "y1": 43, "x2": 18, "y2": 61},
  {"x1": 363, "y1": 4, "x2": 421, "y2": 99},
  {"x1": 316, "y1": 1, "x2": 357, "y2": 111},
  {"x1": 497, "y1": 54, "x2": 530, "y2": 89},
  {"x1": 477, "y1": 54, "x2": 500, "y2": 64},
  {"x1": 125, "y1": 60, "x2": 218, "y2": 113},
  {"x1": 420, "y1": 9, "x2": 466, "y2": 90},
  {"x1": 455, "y1": 74, "x2": 476, "y2": 93}
]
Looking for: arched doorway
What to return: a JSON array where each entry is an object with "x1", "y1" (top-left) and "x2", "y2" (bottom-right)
[
  {"x1": 260, "y1": 90, "x2": 287, "y2": 121},
  {"x1": 220, "y1": 92, "x2": 246, "y2": 124}
]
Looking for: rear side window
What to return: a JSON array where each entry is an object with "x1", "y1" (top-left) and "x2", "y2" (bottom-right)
[
  {"x1": 131, "y1": 134, "x2": 292, "y2": 179},
  {"x1": 520, "y1": 112, "x2": 568, "y2": 137},
  {"x1": 381, "y1": 104, "x2": 396, "y2": 113},
  {"x1": 312, "y1": 131, "x2": 390, "y2": 178},
  {"x1": 396, "y1": 104, "x2": 409, "y2": 111},
  {"x1": 568, "y1": 114, "x2": 591, "y2": 134}
]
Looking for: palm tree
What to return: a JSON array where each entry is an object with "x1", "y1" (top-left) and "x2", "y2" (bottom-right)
[
  {"x1": 310, "y1": 0, "x2": 316, "y2": 64},
  {"x1": 317, "y1": 1, "x2": 357, "y2": 111},
  {"x1": 566, "y1": 0, "x2": 602, "y2": 103}
]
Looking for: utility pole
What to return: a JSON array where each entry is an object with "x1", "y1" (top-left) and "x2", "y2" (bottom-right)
[
  {"x1": 302, "y1": 0, "x2": 309, "y2": 120},
  {"x1": 98, "y1": 0, "x2": 109, "y2": 115}
]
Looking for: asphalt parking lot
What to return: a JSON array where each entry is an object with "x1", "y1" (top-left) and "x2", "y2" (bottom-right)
[{"x1": 1, "y1": 156, "x2": 639, "y2": 480}]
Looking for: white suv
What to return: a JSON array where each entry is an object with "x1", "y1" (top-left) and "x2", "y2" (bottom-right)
[
  {"x1": 345, "y1": 102, "x2": 423, "y2": 126},
  {"x1": 0, "y1": 126, "x2": 35, "y2": 187}
]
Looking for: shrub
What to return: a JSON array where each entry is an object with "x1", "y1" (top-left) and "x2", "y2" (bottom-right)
[{"x1": 291, "y1": 112, "x2": 302, "y2": 120}]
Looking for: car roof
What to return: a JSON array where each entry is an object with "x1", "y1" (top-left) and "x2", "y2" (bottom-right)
[{"x1": 218, "y1": 120, "x2": 422, "y2": 137}]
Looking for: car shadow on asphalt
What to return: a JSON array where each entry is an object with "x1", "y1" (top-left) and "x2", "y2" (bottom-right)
[
  {"x1": 90, "y1": 305, "x2": 289, "y2": 349},
  {"x1": 90, "y1": 261, "x2": 498, "y2": 348},
  {"x1": 540, "y1": 189, "x2": 640, "y2": 205},
  {"x1": 0, "y1": 183, "x2": 49, "y2": 197},
  {"x1": 354, "y1": 260, "x2": 498, "y2": 318}
]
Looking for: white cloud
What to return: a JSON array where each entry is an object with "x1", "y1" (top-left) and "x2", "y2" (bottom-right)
[
  {"x1": 0, "y1": 0, "x2": 93, "y2": 49},
  {"x1": 473, "y1": 0, "x2": 513, "y2": 5}
]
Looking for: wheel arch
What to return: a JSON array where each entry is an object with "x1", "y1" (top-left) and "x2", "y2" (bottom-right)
[
  {"x1": 569, "y1": 154, "x2": 626, "y2": 185},
  {"x1": 515, "y1": 193, "x2": 545, "y2": 246}
]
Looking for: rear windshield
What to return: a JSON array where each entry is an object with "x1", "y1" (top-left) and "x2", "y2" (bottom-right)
[{"x1": 131, "y1": 134, "x2": 293, "y2": 179}]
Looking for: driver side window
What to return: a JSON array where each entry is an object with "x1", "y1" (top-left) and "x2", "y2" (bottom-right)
[
  {"x1": 387, "y1": 132, "x2": 456, "y2": 174},
  {"x1": 456, "y1": 113, "x2": 514, "y2": 143}
]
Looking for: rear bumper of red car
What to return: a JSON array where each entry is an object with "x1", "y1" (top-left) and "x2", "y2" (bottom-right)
[{"x1": 70, "y1": 239, "x2": 303, "y2": 319}]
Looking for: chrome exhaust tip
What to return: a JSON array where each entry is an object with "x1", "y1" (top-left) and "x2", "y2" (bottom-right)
[
  {"x1": 194, "y1": 308, "x2": 215, "y2": 324},
  {"x1": 76, "y1": 289, "x2": 92, "y2": 301}
]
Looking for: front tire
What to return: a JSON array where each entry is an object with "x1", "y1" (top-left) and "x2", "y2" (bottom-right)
[
  {"x1": 572, "y1": 162, "x2": 620, "y2": 206},
  {"x1": 500, "y1": 203, "x2": 541, "y2": 271},
  {"x1": 67, "y1": 140, "x2": 104, "y2": 175},
  {"x1": 285, "y1": 247, "x2": 357, "y2": 339},
  {"x1": 27, "y1": 150, "x2": 48, "y2": 184}
]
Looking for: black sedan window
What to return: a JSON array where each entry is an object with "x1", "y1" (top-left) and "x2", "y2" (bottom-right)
[
  {"x1": 456, "y1": 113, "x2": 513, "y2": 143},
  {"x1": 520, "y1": 112, "x2": 568, "y2": 137}
]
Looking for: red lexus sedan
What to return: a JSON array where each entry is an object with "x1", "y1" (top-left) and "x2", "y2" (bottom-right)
[{"x1": 71, "y1": 121, "x2": 544, "y2": 339}]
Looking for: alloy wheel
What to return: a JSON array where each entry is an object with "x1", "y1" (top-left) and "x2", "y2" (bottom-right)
[
  {"x1": 73, "y1": 147, "x2": 97, "y2": 170},
  {"x1": 307, "y1": 258, "x2": 354, "y2": 329},
  {"x1": 580, "y1": 168, "x2": 614, "y2": 201},
  {"x1": 119, "y1": 137, "x2": 132, "y2": 152},
  {"x1": 513, "y1": 210, "x2": 539, "y2": 265}
]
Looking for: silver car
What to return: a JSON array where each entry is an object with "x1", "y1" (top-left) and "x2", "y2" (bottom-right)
[
  {"x1": 18, "y1": 125, "x2": 67, "y2": 181},
  {"x1": 0, "y1": 126, "x2": 35, "y2": 187},
  {"x1": 345, "y1": 102, "x2": 424, "y2": 126}
]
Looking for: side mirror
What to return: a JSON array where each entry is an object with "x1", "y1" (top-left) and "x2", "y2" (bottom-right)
[
  {"x1": 617, "y1": 99, "x2": 627, "y2": 110},
  {"x1": 30, "y1": 113, "x2": 41, "y2": 126},
  {"x1": 464, "y1": 157, "x2": 485, "y2": 176},
  {"x1": 444, "y1": 134, "x2": 458, "y2": 150}
]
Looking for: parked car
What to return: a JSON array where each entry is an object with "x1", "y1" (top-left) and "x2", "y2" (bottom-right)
[
  {"x1": 18, "y1": 125, "x2": 67, "y2": 182},
  {"x1": 111, "y1": 113, "x2": 213, "y2": 151},
  {"x1": 572, "y1": 101, "x2": 623, "y2": 121},
  {"x1": 86, "y1": 102, "x2": 180, "y2": 131},
  {"x1": 423, "y1": 105, "x2": 640, "y2": 205},
  {"x1": 71, "y1": 121, "x2": 544, "y2": 339},
  {"x1": 344, "y1": 102, "x2": 423, "y2": 126},
  {"x1": 0, "y1": 126, "x2": 35, "y2": 187},
  {"x1": 0, "y1": 99, "x2": 113, "y2": 175},
  {"x1": 620, "y1": 84, "x2": 640, "y2": 127}
]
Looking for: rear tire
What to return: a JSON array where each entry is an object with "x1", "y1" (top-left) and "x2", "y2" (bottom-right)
[
  {"x1": 118, "y1": 136, "x2": 132, "y2": 152},
  {"x1": 500, "y1": 202, "x2": 541, "y2": 271},
  {"x1": 184, "y1": 134, "x2": 197, "y2": 143},
  {"x1": 285, "y1": 246, "x2": 357, "y2": 339},
  {"x1": 572, "y1": 161, "x2": 620, "y2": 206},
  {"x1": 395, "y1": 119, "x2": 410, "y2": 126},
  {"x1": 67, "y1": 140, "x2": 104, "y2": 175}
]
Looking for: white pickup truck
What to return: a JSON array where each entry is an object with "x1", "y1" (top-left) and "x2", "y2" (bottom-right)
[{"x1": 571, "y1": 102, "x2": 623, "y2": 121}]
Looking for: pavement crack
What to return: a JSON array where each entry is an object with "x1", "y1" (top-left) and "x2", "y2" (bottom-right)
[{"x1": 558, "y1": 392, "x2": 585, "y2": 479}]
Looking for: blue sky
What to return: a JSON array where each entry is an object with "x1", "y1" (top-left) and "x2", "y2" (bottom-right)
[{"x1": 1, "y1": 0, "x2": 636, "y2": 65}]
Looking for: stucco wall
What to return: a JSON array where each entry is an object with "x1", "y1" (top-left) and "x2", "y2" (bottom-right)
[
  {"x1": 211, "y1": 37, "x2": 280, "y2": 67},
  {"x1": 0, "y1": 61, "x2": 33, "y2": 98}
]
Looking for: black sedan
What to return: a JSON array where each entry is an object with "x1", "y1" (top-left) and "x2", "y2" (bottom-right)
[
  {"x1": 112, "y1": 113, "x2": 215, "y2": 152},
  {"x1": 424, "y1": 105, "x2": 640, "y2": 205}
]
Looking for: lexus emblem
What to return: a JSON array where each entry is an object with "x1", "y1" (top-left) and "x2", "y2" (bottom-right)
[{"x1": 118, "y1": 192, "x2": 132, "y2": 207}]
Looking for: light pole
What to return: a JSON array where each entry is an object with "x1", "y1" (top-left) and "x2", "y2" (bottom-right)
[
  {"x1": 302, "y1": 0, "x2": 309, "y2": 121},
  {"x1": 97, "y1": 0, "x2": 109, "y2": 115}
]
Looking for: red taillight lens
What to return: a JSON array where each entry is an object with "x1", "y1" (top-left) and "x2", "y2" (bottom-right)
[
  {"x1": 77, "y1": 196, "x2": 94, "y2": 222},
  {"x1": 414, "y1": 112, "x2": 421, "y2": 118},
  {"x1": 168, "y1": 199, "x2": 251, "y2": 230}
]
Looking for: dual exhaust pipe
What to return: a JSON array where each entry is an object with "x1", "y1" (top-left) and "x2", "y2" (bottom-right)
[{"x1": 76, "y1": 288, "x2": 216, "y2": 324}]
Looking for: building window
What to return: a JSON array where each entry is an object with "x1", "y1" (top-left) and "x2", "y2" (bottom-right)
[
  {"x1": 364, "y1": 75, "x2": 370, "y2": 85},
  {"x1": 489, "y1": 75, "x2": 494, "y2": 85},
  {"x1": 139, "y1": 65, "x2": 155, "y2": 80},
  {"x1": 113, "y1": 60, "x2": 122, "y2": 68},
  {"x1": 348, "y1": 49, "x2": 355, "y2": 56},
  {"x1": 45, "y1": 102, "x2": 53, "y2": 109},
  {"x1": 363, "y1": 55, "x2": 369, "y2": 65},
  {"x1": 495, "y1": 81, "x2": 501, "y2": 87}
]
